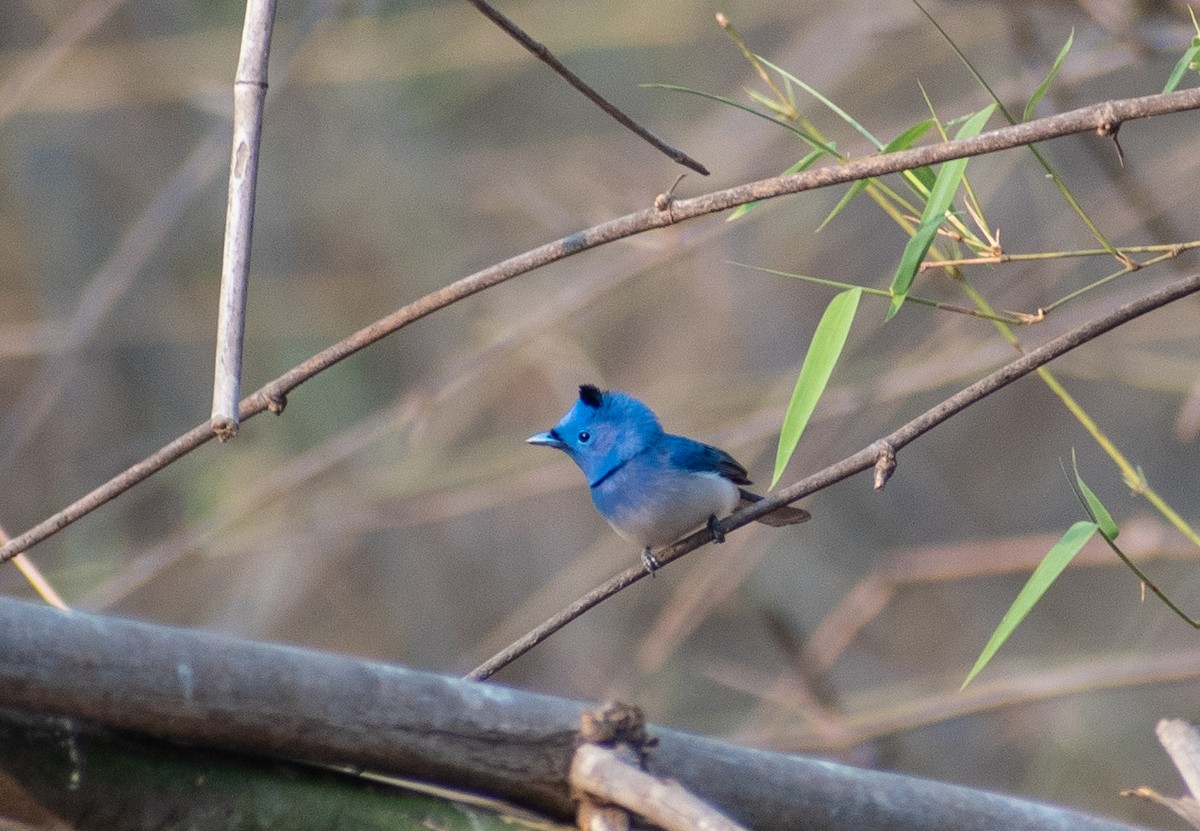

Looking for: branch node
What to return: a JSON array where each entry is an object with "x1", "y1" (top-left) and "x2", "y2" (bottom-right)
[
  {"x1": 211, "y1": 416, "x2": 239, "y2": 442},
  {"x1": 572, "y1": 702, "x2": 747, "y2": 831},
  {"x1": 1096, "y1": 116, "x2": 1126, "y2": 167},
  {"x1": 266, "y1": 391, "x2": 288, "y2": 414},
  {"x1": 579, "y1": 701, "x2": 654, "y2": 758},
  {"x1": 872, "y1": 440, "x2": 897, "y2": 490},
  {"x1": 653, "y1": 173, "x2": 687, "y2": 220},
  {"x1": 574, "y1": 703, "x2": 651, "y2": 831}
]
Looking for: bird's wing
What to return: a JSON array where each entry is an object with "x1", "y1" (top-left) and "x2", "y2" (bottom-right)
[{"x1": 663, "y1": 435, "x2": 752, "y2": 485}]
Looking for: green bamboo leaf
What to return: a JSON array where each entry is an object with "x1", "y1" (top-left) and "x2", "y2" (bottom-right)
[
  {"x1": 1166, "y1": 8, "x2": 1200, "y2": 93},
  {"x1": 746, "y1": 87, "x2": 798, "y2": 119},
  {"x1": 1023, "y1": 29, "x2": 1074, "y2": 120},
  {"x1": 643, "y1": 84, "x2": 835, "y2": 151},
  {"x1": 756, "y1": 56, "x2": 884, "y2": 149},
  {"x1": 962, "y1": 520, "x2": 1097, "y2": 688},
  {"x1": 1071, "y1": 450, "x2": 1119, "y2": 541},
  {"x1": 772, "y1": 288, "x2": 861, "y2": 487},
  {"x1": 886, "y1": 103, "x2": 995, "y2": 320},
  {"x1": 816, "y1": 180, "x2": 871, "y2": 232},
  {"x1": 1163, "y1": 40, "x2": 1200, "y2": 93},
  {"x1": 817, "y1": 120, "x2": 935, "y2": 231}
]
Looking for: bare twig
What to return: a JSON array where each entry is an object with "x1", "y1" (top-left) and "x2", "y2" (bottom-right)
[
  {"x1": 0, "y1": 88, "x2": 1198, "y2": 568},
  {"x1": 0, "y1": 522, "x2": 67, "y2": 611},
  {"x1": 572, "y1": 744, "x2": 748, "y2": 831},
  {"x1": 212, "y1": 0, "x2": 278, "y2": 437},
  {"x1": 467, "y1": 272, "x2": 1200, "y2": 680},
  {"x1": 464, "y1": 0, "x2": 709, "y2": 175}
]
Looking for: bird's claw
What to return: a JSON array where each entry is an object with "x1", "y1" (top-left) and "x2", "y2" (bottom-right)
[
  {"x1": 707, "y1": 514, "x2": 725, "y2": 544},
  {"x1": 641, "y1": 548, "x2": 660, "y2": 575}
]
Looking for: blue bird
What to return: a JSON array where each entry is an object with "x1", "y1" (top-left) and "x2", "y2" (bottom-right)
[{"x1": 528, "y1": 384, "x2": 809, "y2": 572}]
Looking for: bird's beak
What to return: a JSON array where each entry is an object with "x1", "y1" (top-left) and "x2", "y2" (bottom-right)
[{"x1": 527, "y1": 430, "x2": 566, "y2": 449}]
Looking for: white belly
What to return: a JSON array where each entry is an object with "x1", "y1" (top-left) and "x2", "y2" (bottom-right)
[{"x1": 597, "y1": 469, "x2": 739, "y2": 549}]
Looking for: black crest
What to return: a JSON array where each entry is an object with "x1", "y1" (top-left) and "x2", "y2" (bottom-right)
[{"x1": 578, "y1": 384, "x2": 604, "y2": 408}]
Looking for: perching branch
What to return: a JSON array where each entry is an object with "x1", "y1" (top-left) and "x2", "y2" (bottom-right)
[
  {"x1": 467, "y1": 271, "x2": 1200, "y2": 680},
  {"x1": 0, "y1": 87, "x2": 1197, "y2": 568},
  {"x1": 211, "y1": 0, "x2": 277, "y2": 436}
]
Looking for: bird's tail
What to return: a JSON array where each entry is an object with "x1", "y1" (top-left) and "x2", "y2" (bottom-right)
[{"x1": 738, "y1": 488, "x2": 811, "y2": 526}]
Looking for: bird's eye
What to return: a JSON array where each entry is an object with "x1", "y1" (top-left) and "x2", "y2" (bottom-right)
[{"x1": 578, "y1": 431, "x2": 591, "y2": 443}]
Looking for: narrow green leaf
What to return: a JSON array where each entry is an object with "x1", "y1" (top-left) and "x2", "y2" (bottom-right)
[
  {"x1": 1166, "y1": 8, "x2": 1200, "y2": 93},
  {"x1": 746, "y1": 87, "x2": 798, "y2": 120},
  {"x1": 772, "y1": 288, "x2": 861, "y2": 487},
  {"x1": 817, "y1": 179, "x2": 871, "y2": 232},
  {"x1": 962, "y1": 521, "x2": 1098, "y2": 688},
  {"x1": 756, "y1": 56, "x2": 884, "y2": 149},
  {"x1": 816, "y1": 120, "x2": 935, "y2": 231},
  {"x1": 1163, "y1": 40, "x2": 1200, "y2": 93},
  {"x1": 731, "y1": 148, "x2": 825, "y2": 221},
  {"x1": 1071, "y1": 450, "x2": 1119, "y2": 541},
  {"x1": 643, "y1": 84, "x2": 835, "y2": 151},
  {"x1": 887, "y1": 118, "x2": 936, "y2": 151},
  {"x1": 1023, "y1": 29, "x2": 1074, "y2": 121},
  {"x1": 886, "y1": 103, "x2": 995, "y2": 320}
]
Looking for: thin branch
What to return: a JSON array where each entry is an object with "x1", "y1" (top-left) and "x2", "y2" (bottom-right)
[
  {"x1": 212, "y1": 0, "x2": 277, "y2": 436},
  {"x1": 467, "y1": 271, "x2": 1200, "y2": 680},
  {"x1": 463, "y1": 0, "x2": 709, "y2": 175},
  {"x1": 0, "y1": 87, "x2": 1198, "y2": 567},
  {"x1": 0, "y1": 522, "x2": 67, "y2": 611}
]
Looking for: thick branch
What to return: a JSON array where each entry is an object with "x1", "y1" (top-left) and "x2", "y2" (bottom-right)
[
  {"x1": 0, "y1": 597, "x2": 1149, "y2": 831},
  {"x1": 0, "y1": 87, "x2": 1197, "y2": 567}
]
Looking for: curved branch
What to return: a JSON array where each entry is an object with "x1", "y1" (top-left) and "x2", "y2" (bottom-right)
[
  {"x1": 467, "y1": 272, "x2": 1200, "y2": 680},
  {"x1": 0, "y1": 87, "x2": 1198, "y2": 567}
]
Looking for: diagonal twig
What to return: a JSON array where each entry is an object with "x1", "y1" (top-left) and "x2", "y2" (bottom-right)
[
  {"x1": 464, "y1": 0, "x2": 709, "y2": 175},
  {"x1": 466, "y1": 271, "x2": 1200, "y2": 680}
]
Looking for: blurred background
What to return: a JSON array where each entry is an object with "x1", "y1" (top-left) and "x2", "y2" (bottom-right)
[{"x1": 1, "y1": 0, "x2": 1199, "y2": 824}]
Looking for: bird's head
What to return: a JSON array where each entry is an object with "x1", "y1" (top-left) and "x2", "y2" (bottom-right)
[{"x1": 527, "y1": 384, "x2": 662, "y2": 485}]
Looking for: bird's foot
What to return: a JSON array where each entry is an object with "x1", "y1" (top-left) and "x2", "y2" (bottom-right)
[
  {"x1": 641, "y1": 548, "x2": 660, "y2": 576},
  {"x1": 707, "y1": 514, "x2": 725, "y2": 544}
]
